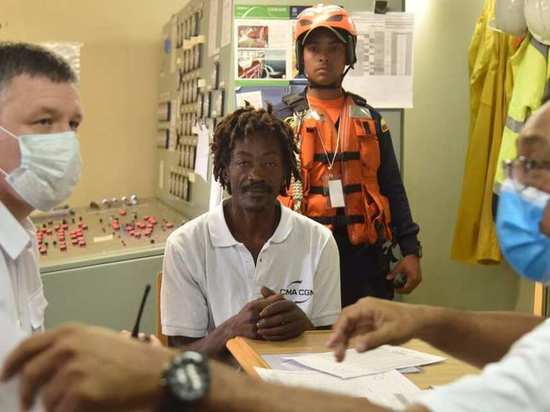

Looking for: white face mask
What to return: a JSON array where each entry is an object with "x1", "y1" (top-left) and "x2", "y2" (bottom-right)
[{"x1": 0, "y1": 126, "x2": 81, "y2": 211}]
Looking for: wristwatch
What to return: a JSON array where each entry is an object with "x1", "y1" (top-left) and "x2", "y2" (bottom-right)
[{"x1": 160, "y1": 351, "x2": 210, "y2": 410}]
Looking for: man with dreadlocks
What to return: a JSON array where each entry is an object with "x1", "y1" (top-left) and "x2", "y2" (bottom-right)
[{"x1": 160, "y1": 104, "x2": 341, "y2": 356}]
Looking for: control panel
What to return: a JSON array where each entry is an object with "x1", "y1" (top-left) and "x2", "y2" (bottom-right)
[{"x1": 32, "y1": 197, "x2": 187, "y2": 271}]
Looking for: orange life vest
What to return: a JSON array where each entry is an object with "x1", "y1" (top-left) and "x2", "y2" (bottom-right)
[{"x1": 280, "y1": 93, "x2": 392, "y2": 246}]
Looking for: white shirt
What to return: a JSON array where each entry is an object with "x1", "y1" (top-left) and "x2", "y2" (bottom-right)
[
  {"x1": 419, "y1": 318, "x2": 550, "y2": 411},
  {"x1": 161, "y1": 203, "x2": 341, "y2": 337},
  {"x1": 0, "y1": 202, "x2": 47, "y2": 336}
]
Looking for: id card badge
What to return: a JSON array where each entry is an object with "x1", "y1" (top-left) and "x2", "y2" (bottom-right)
[{"x1": 323, "y1": 173, "x2": 345, "y2": 208}]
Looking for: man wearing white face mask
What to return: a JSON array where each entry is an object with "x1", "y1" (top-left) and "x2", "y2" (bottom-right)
[{"x1": 0, "y1": 42, "x2": 83, "y2": 336}]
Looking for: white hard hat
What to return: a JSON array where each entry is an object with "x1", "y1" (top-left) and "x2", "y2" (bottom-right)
[
  {"x1": 525, "y1": 0, "x2": 550, "y2": 45},
  {"x1": 493, "y1": 0, "x2": 528, "y2": 36}
]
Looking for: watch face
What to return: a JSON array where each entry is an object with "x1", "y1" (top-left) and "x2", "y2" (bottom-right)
[{"x1": 165, "y1": 351, "x2": 209, "y2": 403}]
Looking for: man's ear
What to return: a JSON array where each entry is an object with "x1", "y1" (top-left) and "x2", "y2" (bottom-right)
[
  {"x1": 280, "y1": 175, "x2": 289, "y2": 195},
  {"x1": 222, "y1": 168, "x2": 232, "y2": 194},
  {"x1": 541, "y1": 202, "x2": 550, "y2": 236}
]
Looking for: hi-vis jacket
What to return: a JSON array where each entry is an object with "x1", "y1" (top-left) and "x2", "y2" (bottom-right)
[
  {"x1": 494, "y1": 35, "x2": 550, "y2": 190},
  {"x1": 274, "y1": 91, "x2": 420, "y2": 253}
]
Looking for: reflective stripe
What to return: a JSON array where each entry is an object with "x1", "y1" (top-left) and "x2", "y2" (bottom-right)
[
  {"x1": 309, "y1": 184, "x2": 362, "y2": 195},
  {"x1": 313, "y1": 151, "x2": 360, "y2": 164},
  {"x1": 505, "y1": 116, "x2": 525, "y2": 134},
  {"x1": 531, "y1": 36, "x2": 549, "y2": 59},
  {"x1": 312, "y1": 215, "x2": 364, "y2": 226}
]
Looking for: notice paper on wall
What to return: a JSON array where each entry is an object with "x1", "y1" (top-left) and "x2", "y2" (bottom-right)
[
  {"x1": 208, "y1": 0, "x2": 220, "y2": 56},
  {"x1": 221, "y1": 0, "x2": 233, "y2": 48},
  {"x1": 235, "y1": 90, "x2": 264, "y2": 109},
  {"x1": 343, "y1": 12, "x2": 415, "y2": 108},
  {"x1": 194, "y1": 124, "x2": 210, "y2": 182},
  {"x1": 285, "y1": 345, "x2": 445, "y2": 379},
  {"x1": 234, "y1": 5, "x2": 294, "y2": 84},
  {"x1": 0, "y1": 314, "x2": 44, "y2": 412},
  {"x1": 255, "y1": 368, "x2": 422, "y2": 410}
]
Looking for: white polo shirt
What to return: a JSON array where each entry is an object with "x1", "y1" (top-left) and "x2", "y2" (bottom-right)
[
  {"x1": 0, "y1": 201, "x2": 47, "y2": 336},
  {"x1": 161, "y1": 203, "x2": 341, "y2": 337},
  {"x1": 419, "y1": 318, "x2": 550, "y2": 412}
]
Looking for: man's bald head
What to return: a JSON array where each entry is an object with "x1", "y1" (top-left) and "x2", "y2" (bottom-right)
[
  {"x1": 518, "y1": 101, "x2": 550, "y2": 160},
  {"x1": 517, "y1": 101, "x2": 550, "y2": 235}
]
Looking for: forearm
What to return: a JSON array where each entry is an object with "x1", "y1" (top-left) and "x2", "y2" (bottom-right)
[
  {"x1": 168, "y1": 320, "x2": 235, "y2": 357},
  {"x1": 415, "y1": 305, "x2": 544, "y2": 368},
  {"x1": 198, "y1": 361, "x2": 389, "y2": 412},
  {"x1": 192, "y1": 322, "x2": 235, "y2": 356}
]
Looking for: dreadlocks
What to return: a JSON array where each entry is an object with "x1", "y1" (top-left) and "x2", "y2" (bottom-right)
[{"x1": 211, "y1": 103, "x2": 301, "y2": 194}]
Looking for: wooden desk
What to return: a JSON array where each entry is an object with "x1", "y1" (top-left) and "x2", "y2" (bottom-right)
[{"x1": 227, "y1": 331, "x2": 479, "y2": 389}]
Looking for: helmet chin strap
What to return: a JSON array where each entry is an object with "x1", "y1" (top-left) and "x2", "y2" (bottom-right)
[
  {"x1": 308, "y1": 81, "x2": 340, "y2": 89},
  {"x1": 342, "y1": 65, "x2": 353, "y2": 77}
]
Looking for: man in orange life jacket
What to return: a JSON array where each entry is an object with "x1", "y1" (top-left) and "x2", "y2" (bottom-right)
[{"x1": 274, "y1": 4, "x2": 422, "y2": 306}]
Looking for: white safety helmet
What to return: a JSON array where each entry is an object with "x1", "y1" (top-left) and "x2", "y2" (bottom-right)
[
  {"x1": 525, "y1": 0, "x2": 550, "y2": 45},
  {"x1": 493, "y1": 0, "x2": 528, "y2": 36}
]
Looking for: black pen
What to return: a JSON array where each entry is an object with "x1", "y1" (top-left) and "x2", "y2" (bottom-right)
[{"x1": 131, "y1": 284, "x2": 151, "y2": 338}]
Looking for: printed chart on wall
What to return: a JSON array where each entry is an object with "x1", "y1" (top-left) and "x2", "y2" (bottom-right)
[
  {"x1": 343, "y1": 12, "x2": 415, "y2": 108},
  {"x1": 234, "y1": 5, "x2": 307, "y2": 86}
]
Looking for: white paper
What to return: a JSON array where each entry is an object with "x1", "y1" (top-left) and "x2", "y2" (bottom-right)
[
  {"x1": 255, "y1": 368, "x2": 421, "y2": 410},
  {"x1": 398, "y1": 366, "x2": 422, "y2": 374},
  {"x1": 263, "y1": 353, "x2": 424, "y2": 374},
  {"x1": 221, "y1": 0, "x2": 233, "y2": 48},
  {"x1": 285, "y1": 345, "x2": 445, "y2": 379},
  {"x1": 209, "y1": 173, "x2": 224, "y2": 211},
  {"x1": 343, "y1": 12, "x2": 414, "y2": 108},
  {"x1": 208, "y1": 0, "x2": 220, "y2": 57},
  {"x1": 0, "y1": 314, "x2": 44, "y2": 412},
  {"x1": 194, "y1": 124, "x2": 210, "y2": 182},
  {"x1": 328, "y1": 179, "x2": 345, "y2": 208},
  {"x1": 93, "y1": 234, "x2": 114, "y2": 243},
  {"x1": 235, "y1": 90, "x2": 263, "y2": 109}
]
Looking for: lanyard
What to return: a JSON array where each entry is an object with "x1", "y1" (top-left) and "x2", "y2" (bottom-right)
[{"x1": 307, "y1": 95, "x2": 348, "y2": 171}]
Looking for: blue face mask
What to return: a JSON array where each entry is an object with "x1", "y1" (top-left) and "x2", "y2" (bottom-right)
[{"x1": 496, "y1": 179, "x2": 550, "y2": 283}]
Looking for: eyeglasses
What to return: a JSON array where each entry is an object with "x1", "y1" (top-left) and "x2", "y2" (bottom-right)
[{"x1": 502, "y1": 156, "x2": 550, "y2": 189}]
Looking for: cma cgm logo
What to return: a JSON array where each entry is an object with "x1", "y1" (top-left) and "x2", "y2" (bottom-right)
[{"x1": 280, "y1": 281, "x2": 314, "y2": 304}]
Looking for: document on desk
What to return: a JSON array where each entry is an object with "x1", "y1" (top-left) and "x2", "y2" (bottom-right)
[
  {"x1": 285, "y1": 345, "x2": 446, "y2": 379},
  {"x1": 0, "y1": 314, "x2": 44, "y2": 412},
  {"x1": 255, "y1": 367, "x2": 422, "y2": 410}
]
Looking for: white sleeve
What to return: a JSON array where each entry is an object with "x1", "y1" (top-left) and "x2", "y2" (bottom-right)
[
  {"x1": 310, "y1": 233, "x2": 341, "y2": 327},
  {"x1": 160, "y1": 232, "x2": 209, "y2": 337},
  {"x1": 418, "y1": 319, "x2": 550, "y2": 412}
]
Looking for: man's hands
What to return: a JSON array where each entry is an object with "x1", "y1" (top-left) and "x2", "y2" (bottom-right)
[
  {"x1": 228, "y1": 287, "x2": 285, "y2": 339},
  {"x1": 256, "y1": 287, "x2": 314, "y2": 341},
  {"x1": 1, "y1": 324, "x2": 174, "y2": 412},
  {"x1": 326, "y1": 297, "x2": 425, "y2": 362},
  {"x1": 386, "y1": 255, "x2": 422, "y2": 293},
  {"x1": 177, "y1": 286, "x2": 315, "y2": 356},
  {"x1": 229, "y1": 286, "x2": 313, "y2": 342}
]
